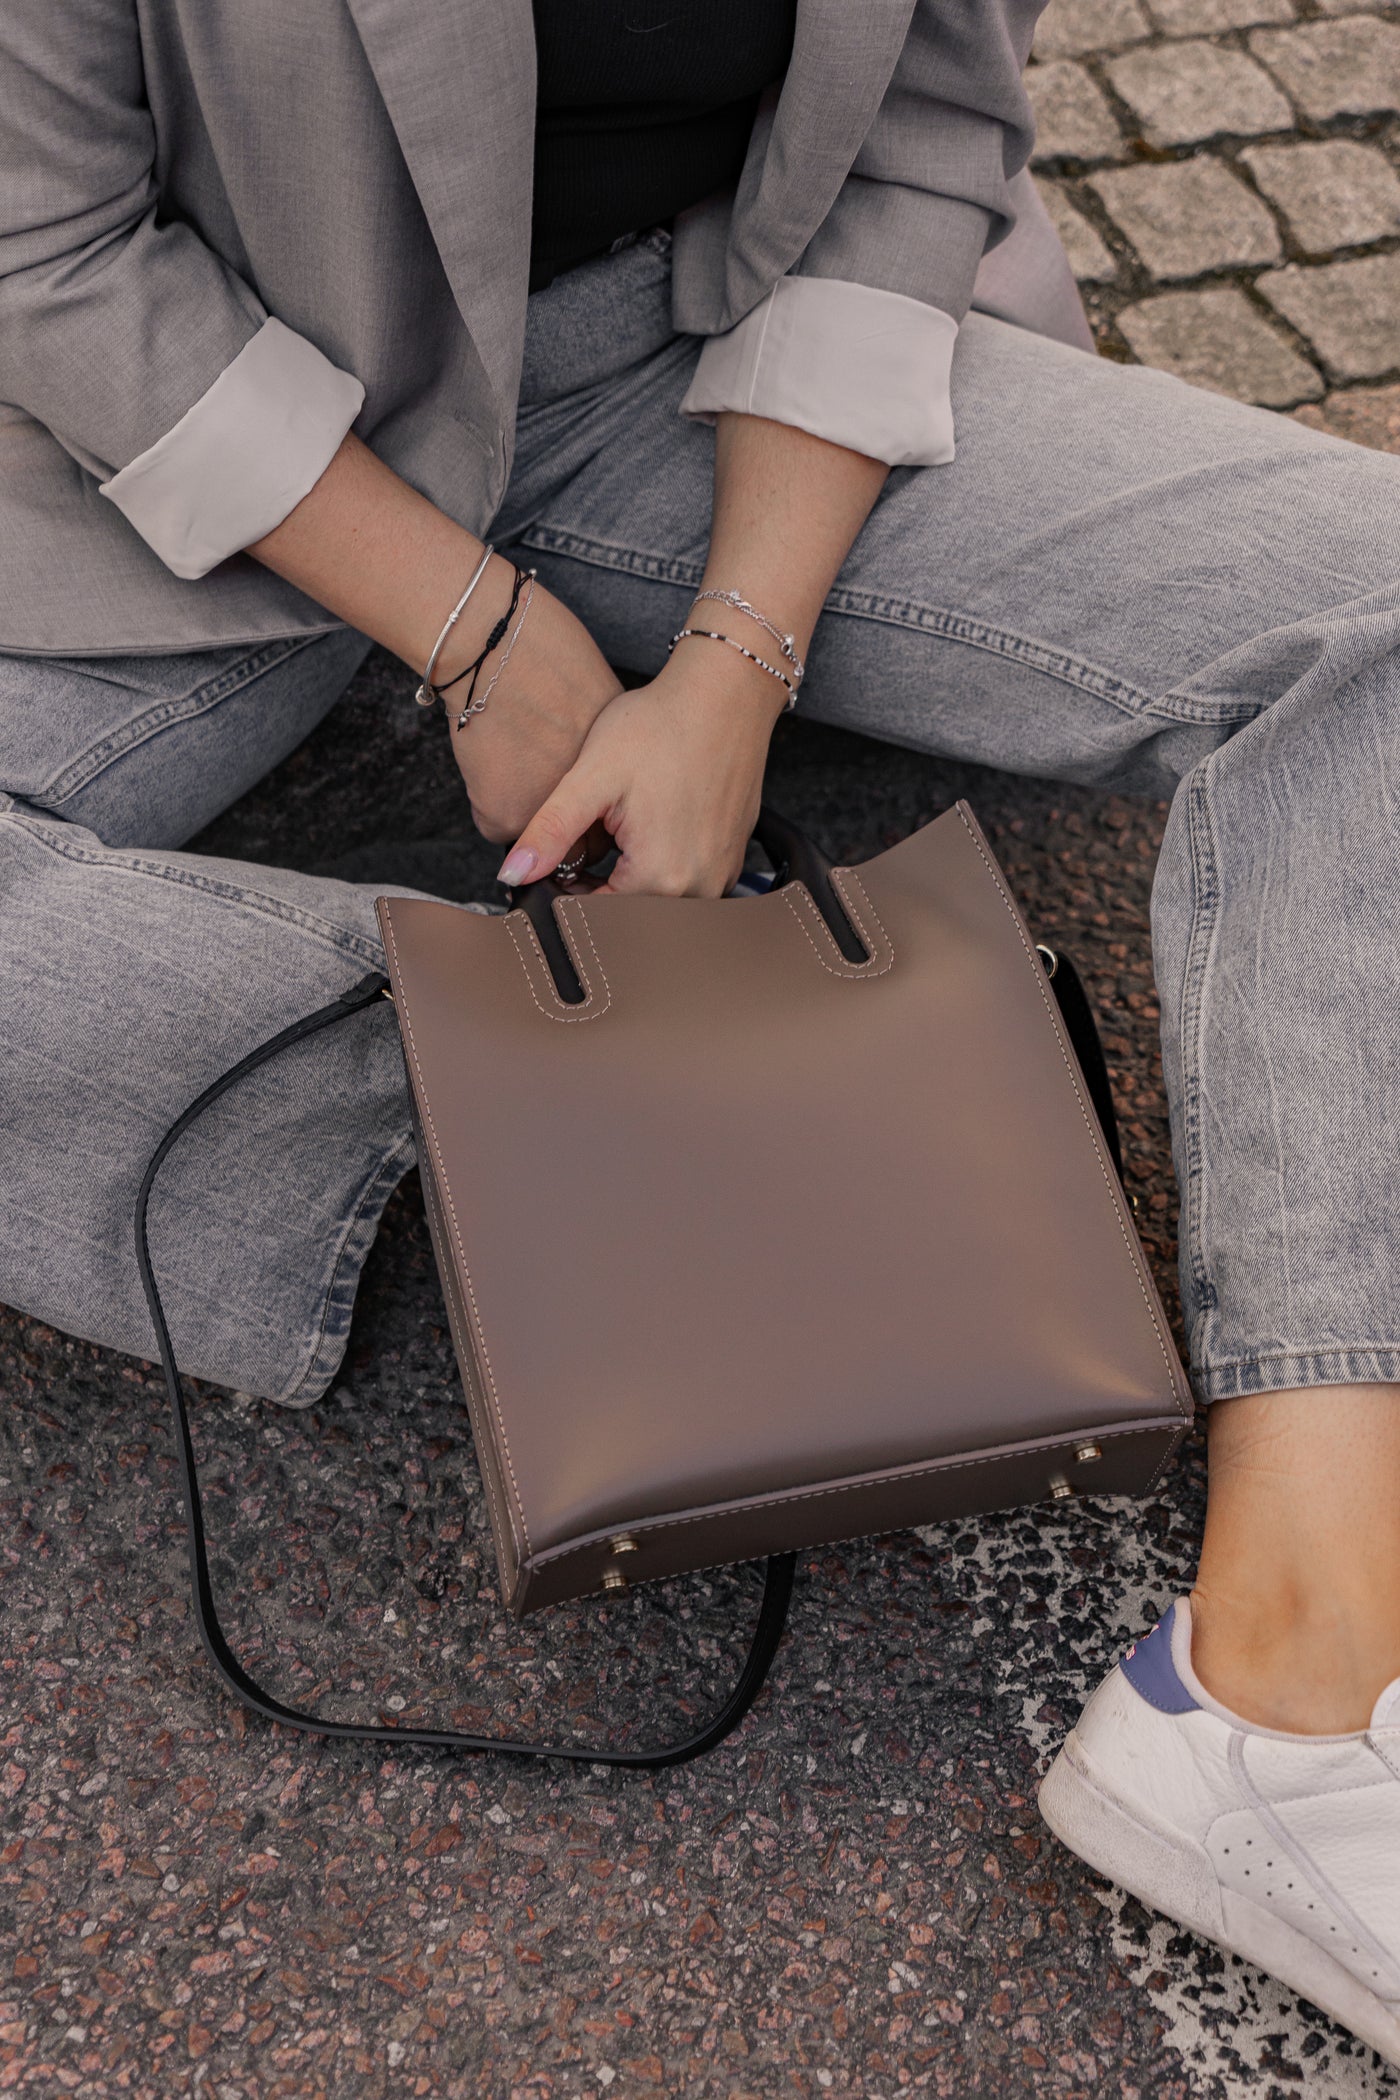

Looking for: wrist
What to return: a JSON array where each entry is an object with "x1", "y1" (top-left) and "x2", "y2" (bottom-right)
[
  {"x1": 417, "y1": 548, "x2": 524, "y2": 692},
  {"x1": 658, "y1": 639, "x2": 791, "y2": 732},
  {"x1": 668, "y1": 607, "x2": 803, "y2": 719}
]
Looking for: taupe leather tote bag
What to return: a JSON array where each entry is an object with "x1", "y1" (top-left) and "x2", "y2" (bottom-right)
[{"x1": 138, "y1": 804, "x2": 1192, "y2": 1767}]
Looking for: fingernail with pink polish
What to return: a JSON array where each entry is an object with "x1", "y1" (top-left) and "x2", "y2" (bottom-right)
[{"x1": 496, "y1": 846, "x2": 539, "y2": 886}]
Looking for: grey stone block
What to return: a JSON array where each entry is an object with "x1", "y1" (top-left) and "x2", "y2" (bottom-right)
[
  {"x1": 1107, "y1": 41, "x2": 1294, "y2": 144},
  {"x1": 1292, "y1": 381, "x2": 1400, "y2": 450},
  {"x1": 1259, "y1": 254, "x2": 1400, "y2": 378},
  {"x1": 1118, "y1": 285, "x2": 1323, "y2": 402},
  {"x1": 1089, "y1": 158, "x2": 1282, "y2": 277},
  {"x1": 1028, "y1": 60, "x2": 1126, "y2": 159},
  {"x1": 1241, "y1": 138, "x2": 1400, "y2": 251},
  {"x1": 1146, "y1": 0, "x2": 1292, "y2": 36},
  {"x1": 1249, "y1": 17, "x2": 1400, "y2": 119},
  {"x1": 1034, "y1": 178, "x2": 1120, "y2": 279},
  {"x1": 1035, "y1": 0, "x2": 1152, "y2": 58}
]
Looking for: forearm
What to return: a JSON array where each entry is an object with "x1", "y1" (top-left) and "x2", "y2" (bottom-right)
[
  {"x1": 701, "y1": 412, "x2": 890, "y2": 664},
  {"x1": 497, "y1": 414, "x2": 891, "y2": 895},
  {"x1": 247, "y1": 431, "x2": 489, "y2": 675}
]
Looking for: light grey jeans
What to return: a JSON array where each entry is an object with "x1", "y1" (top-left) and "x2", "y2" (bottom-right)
[{"x1": 5, "y1": 229, "x2": 1400, "y2": 1406}]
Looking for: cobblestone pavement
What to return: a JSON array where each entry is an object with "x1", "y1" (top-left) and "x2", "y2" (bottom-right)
[
  {"x1": 8, "y1": 15, "x2": 1400, "y2": 2097},
  {"x1": 1029, "y1": 0, "x2": 1400, "y2": 425}
]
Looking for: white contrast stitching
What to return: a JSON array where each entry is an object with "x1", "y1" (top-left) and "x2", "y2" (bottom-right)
[
  {"x1": 536, "y1": 1424, "x2": 1182, "y2": 1565},
  {"x1": 833, "y1": 867, "x2": 896, "y2": 974},
  {"x1": 381, "y1": 911, "x2": 531, "y2": 1558},
  {"x1": 503, "y1": 907, "x2": 610, "y2": 1022},
  {"x1": 1144, "y1": 1426, "x2": 1190, "y2": 1493},
  {"x1": 417, "y1": 1147, "x2": 513, "y2": 1573},
  {"x1": 781, "y1": 884, "x2": 893, "y2": 979},
  {"x1": 560, "y1": 900, "x2": 615, "y2": 1013},
  {"x1": 954, "y1": 805, "x2": 1189, "y2": 1422}
]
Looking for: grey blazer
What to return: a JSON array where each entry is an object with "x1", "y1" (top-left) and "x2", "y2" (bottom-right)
[{"x1": 0, "y1": 0, "x2": 1087, "y2": 656}]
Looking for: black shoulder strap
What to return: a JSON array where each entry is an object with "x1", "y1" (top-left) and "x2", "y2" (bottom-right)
[
  {"x1": 1038, "y1": 946, "x2": 1127, "y2": 1183},
  {"x1": 134, "y1": 970, "x2": 795, "y2": 1768}
]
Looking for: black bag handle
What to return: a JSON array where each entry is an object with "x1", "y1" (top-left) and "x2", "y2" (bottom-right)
[{"x1": 135, "y1": 969, "x2": 795, "y2": 1768}]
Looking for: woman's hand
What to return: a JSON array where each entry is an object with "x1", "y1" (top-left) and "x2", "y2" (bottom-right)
[
  {"x1": 493, "y1": 413, "x2": 891, "y2": 897},
  {"x1": 247, "y1": 435, "x2": 621, "y2": 844},
  {"x1": 444, "y1": 564, "x2": 622, "y2": 846},
  {"x1": 496, "y1": 641, "x2": 788, "y2": 896}
]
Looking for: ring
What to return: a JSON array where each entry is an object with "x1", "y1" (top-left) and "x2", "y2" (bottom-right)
[{"x1": 554, "y1": 853, "x2": 587, "y2": 883}]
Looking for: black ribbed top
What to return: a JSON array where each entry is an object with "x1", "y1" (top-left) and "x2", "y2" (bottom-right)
[{"x1": 529, "y1": 0, "x2": 797, "y2": 293}]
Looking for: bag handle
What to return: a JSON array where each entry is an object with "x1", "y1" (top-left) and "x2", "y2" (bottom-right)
[
  {"x1": 510, "y1": 811, "x2": 1125, "y2": 1176},
  {"x1": 135, "y1": 970, "x2": 795, "y2": 1768},
  {"x1": 752, "y1": 820, "x2": 1125, "y2": 1179},
  {"x1": 509, "y1": 805, "x2": 869, "y2": 999},
  {"x1": 757, "y1": 806, "x2": 1125, "y2": 1177}
]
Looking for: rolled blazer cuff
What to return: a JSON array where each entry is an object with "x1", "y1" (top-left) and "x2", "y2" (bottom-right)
[
  {"x1": 679, "y1": 278, "x2": 958, "y2": 468},
  {"x1": 98, "y1": 318, "x2": 365, "y2": 579}
]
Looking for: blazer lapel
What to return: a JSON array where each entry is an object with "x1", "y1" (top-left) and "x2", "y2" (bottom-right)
[
  {"x1": 342, "y1": 0, "x2": 535, "y2": 411},
  {"x1": 722, "y1": 0, "x2": 917, "y2": 309}
]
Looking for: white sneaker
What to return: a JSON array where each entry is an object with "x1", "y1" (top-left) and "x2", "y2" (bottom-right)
[{"x1": 1039, "y1": 1597, "x2": 1400, "y2": 2068}]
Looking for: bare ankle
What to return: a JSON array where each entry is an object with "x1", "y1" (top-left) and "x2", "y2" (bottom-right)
[
  {"x1": 1192, "y1": 1384, "x2": 1400, "y2": 1733},
  {"x1": 1190, "y1": 1583, "x2": 1400, "y2": 1734}
]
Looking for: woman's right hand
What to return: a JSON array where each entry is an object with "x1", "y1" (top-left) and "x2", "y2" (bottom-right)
[{"x1": 440, "y1": 558, "x2": 624, "y2": 847}]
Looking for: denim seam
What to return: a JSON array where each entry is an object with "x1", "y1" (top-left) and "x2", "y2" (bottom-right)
[
  {"x1": 1179, "y1": 761, "x2": 1224, "y2": 1373},
  {"x1": 1198, "y1": 1348, "x2": 1400, "y2": 1402},
  {"x1": 2, "y1": 803, "x2": 384, "y2": 967},
  {"x1": 278, "y1": 1129, "x2": 417, "y2": 1407},
  {"x1": 39, "y1": 636, "x2": 328, "y2": 805},
  {"x1": 518, "y1": 524, "x2": 1260, "y2": 727}
]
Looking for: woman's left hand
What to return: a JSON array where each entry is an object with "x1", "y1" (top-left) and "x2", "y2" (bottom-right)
[{"x1": 494, "y1": 642, "x2": 789, "y2": 897}]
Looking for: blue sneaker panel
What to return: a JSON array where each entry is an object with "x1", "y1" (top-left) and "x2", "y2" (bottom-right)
[{"x1": 1119, "y1": 1604, "x2": 1201, "y2": 1715}]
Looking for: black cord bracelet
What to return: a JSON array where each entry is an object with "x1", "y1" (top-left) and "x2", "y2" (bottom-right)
[{"x1": 438, "y1": 562, "x2": 528, "y2": 704}]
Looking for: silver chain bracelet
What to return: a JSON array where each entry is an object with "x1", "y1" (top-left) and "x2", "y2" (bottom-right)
[
  {"x1": 692, "y1": 587, "x2": 806, "y2": 689},
  {"x1": 454, "y1": 570, "x2": 536, "y2": 731}
]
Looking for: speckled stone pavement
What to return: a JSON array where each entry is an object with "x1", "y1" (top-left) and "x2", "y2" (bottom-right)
[{"x1": 9, "y1": 3, "x2": 1400, "y2": 2087}]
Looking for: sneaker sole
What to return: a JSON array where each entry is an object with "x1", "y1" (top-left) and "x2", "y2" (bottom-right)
[{"x1": 1040, "y1": 1731, "x2": 1400, "y2": 2070}]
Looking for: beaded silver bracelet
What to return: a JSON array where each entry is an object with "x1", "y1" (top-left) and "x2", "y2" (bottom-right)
[
  {"x1": 668, "y1": 626, "x2": 798, "y2": 707},
  {"x1": 692, "y1": 587, "x2": 806, "y2": 688},
  {"x1": 415, "y1": 542, "x2": 494, "y2": 707}
]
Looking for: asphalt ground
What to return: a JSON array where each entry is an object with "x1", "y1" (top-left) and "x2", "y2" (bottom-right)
[{"x1": 4, "y1": 651, "x2": 1397, "y2": 2099}]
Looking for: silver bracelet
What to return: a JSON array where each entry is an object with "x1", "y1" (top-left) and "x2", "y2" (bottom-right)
[
  {"x1": 454, "y1": 570, "x2": 536, "y2": 730},
  {"x1": 667, "y1": 626, "x2": 798, "y2": 707},
  {"x1": 691, "y1": 587, "x2": 806, "y2": 689},
  {"x1": 415, "y1": 542, "x2": 494, "y2": 707}
]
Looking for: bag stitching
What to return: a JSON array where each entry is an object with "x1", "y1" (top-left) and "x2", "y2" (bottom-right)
[
  {"x1": 954, "y1": 806, "x2": 1189, "y2": 1421},
  {"x1": 780, "y1": 881, "x2": 894, "y2": 979},
  {"x1": 1144, "y1": 1425, "x2": 1190, "y2": 1494},
  {"x1": 503, "y1": 907, "x2": 611, "y2": 1022},
  {"x1": 534, "y1": 1424, "x2": 1182, "y2": 1567},
  {"x1": 561, "y1": 901, "x2": 616, "y2": 1015},
  {"x1": 413, "y1": 1131, "x2": 514, "y2": 1582},
  {"x1": 380, "y1": 911, "x2": 531, "y2": 1559},
  {"x1": 834, "y1": 868, "x2": 896, "y2": 975}
]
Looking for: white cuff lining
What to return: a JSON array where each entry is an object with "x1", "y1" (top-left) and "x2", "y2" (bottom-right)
[
  {"x1": 680, "y1": 278, "x2": 958, "y2": 469},
  {"x1": 100, "y1": 318, "x2": 366, "y2": 579}
]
